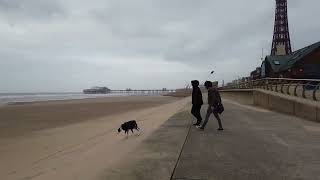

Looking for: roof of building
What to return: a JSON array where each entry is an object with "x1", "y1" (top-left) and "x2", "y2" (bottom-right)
[{"x1": 265, "y1": 41, "x2": 320, "y2": 73}]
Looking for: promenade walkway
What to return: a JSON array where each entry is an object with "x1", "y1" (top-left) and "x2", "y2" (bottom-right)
[
  {"x1": 172, "y1": 99, "x2": 320, "y2": 180},
  {"x1": 102, "y1": 99, "x2": 320, "y2": 180}
]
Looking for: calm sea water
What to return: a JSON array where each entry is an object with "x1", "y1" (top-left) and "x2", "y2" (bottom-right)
[{"x1": 0, "y1": 92, "x2": 159, "y2": 105}]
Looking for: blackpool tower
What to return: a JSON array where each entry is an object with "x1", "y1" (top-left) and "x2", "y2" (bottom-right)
[{"x1": 271, "y1": 0, "x2": 292, "y2": 55}]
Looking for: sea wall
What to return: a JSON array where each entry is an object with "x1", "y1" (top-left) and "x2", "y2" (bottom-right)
[{"x1": 220, "y1": 89, "x2": 320, "y2": 123}]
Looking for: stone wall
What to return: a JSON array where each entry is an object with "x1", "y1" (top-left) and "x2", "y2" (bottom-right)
[
  {"x1": 253, "y1": 89, "x2": 319, "y2": 122},
  {"x1": 220, "y1": 89, "x2": 320, "y2": 123}
]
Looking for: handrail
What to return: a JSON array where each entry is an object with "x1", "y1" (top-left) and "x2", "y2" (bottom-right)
[
  {"x1": 220, "y1": 78, "x2": 320, "y2": 102},
  {"x1": 261, "y1": 78, "x2": 320, "y2": 82}
]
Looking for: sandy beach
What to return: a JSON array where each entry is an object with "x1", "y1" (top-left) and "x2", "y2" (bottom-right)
[{"x1": 0, "y1": 95, "x2": 190, "y2": 180}]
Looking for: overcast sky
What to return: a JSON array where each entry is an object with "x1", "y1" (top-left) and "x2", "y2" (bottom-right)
[{"x1": 0, "y1": 0, "x2": 319, "y2": 92}]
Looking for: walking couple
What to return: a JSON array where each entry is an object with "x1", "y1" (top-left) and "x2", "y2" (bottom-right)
[{"x1": 191, "y1": 80, "x2": 224, "y2": 131}]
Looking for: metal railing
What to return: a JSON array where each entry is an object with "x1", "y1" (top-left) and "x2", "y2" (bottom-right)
[{"x1": 221, "y1": 78, "x2": 320, "y2": 101}]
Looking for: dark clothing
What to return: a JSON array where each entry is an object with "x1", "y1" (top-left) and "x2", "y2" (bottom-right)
[
  {"x1": 191, "y1": 83, "x2": 203, "y2": 124},
  {"x1": 207, "y1": 87, "x2": 221, "y2": 107},
  {"x1": 191, "y1": 80, "x2": 200, "y2": 87},
  {"x1": 191, "y1": 105, "x2": 202, "y2": 122},
  {"x1": 201, "y1": 106, "x2": 223, "y2": 129},
  {"x1": 192, "y1": 87, "x2": 203, "y2": 105},
  {"x1": 201, "y1": 87, "x2": 223, "y2": 129}
]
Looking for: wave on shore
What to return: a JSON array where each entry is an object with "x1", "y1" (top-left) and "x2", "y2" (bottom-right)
[{"x1": 0, "y1": 92, "x2": 161, "y2": 105}]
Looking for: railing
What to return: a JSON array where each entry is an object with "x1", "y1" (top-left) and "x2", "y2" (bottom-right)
[{"x1": 221, "y1": 78, "x2": 320, "y2": 101}]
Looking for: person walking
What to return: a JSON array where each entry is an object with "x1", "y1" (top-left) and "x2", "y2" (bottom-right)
[
  {"x1": 197, "y1": 81, "x2": 223, "y2": 131},
  {"x1": 191, "y1": 80, "x2": 203, "y2": 126}
]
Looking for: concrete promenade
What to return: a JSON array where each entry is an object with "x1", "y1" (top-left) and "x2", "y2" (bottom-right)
[
  {"x1": 172, "y1": 100, "x2": 320, "y2": 180},
  {"x1": 102, "y1": 99, "x2": 320, "y2": 180}
]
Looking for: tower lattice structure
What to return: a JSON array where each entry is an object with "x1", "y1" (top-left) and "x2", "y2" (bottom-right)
[{"x1": 271, "y1": 0, "x2": 292, "y2": 55}]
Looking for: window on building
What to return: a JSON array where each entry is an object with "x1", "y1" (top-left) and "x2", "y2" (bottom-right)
[{"x1": 274, "y1": 60, "x2": 280, "y2": 65}]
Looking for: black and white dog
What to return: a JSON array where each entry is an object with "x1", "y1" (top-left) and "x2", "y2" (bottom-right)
[{"x1": 118, "y1": 120, "x2": 140, "y2": 136}]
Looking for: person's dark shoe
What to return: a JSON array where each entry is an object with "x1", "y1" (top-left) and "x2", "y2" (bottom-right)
[
  {"x1": 193, "y1": 121, "x2": 201, "y2": 126},
  {"x1": 217, "y1": 128, "x2": 224, "y2": 131},
  {"x1": 196, "y1": 125, "x2": 204, "y2": 130}
]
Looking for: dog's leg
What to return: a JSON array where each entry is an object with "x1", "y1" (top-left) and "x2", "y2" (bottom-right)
[
  {"x1": 135, "y1": 127, "x2": 141, "y2": 136},
  {"x1": 131, "y1": 129, "x2": 134, "y2": 134}
]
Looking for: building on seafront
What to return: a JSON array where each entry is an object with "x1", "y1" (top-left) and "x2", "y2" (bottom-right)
[
  {"x1": 253, "y1": 0, "x2": 320, "y2": 79},
  {"x1": 250, "y1": 67, "x2": 262, "y2": 80},
  {"x1": 261, "y1": 41, "x2": 320, "y2": 79}
]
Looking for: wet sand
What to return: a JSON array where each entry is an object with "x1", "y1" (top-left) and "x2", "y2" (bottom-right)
[
  {"x1": 0, "y1": 96, "x2": 190, "y2": 180},
  {"x1": 0, "y1": 96, "x2": 180, "y2": 138}
]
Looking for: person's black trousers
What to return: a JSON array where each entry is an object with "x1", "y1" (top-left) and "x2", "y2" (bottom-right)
[{"x1": 191, "y1": 105, "x2": 202, "y2": 123}]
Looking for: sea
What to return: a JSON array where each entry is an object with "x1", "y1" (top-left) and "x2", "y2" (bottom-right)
[{"x1": 0, "y1": 92, "x2": 159, "y2": 106}]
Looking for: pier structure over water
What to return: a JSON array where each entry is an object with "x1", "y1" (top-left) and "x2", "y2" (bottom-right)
[{"x1": 110, "y1": 89, "x2": 176, "y2": 95}]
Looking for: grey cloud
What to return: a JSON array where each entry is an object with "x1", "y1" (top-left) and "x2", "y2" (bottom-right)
[
  {"x1": 89, "y1": 0, "x2": 275, "y2": 62},
  {"x1": 0, "y1": 0, "x2": 66, "y2": 22},
  {"x1": 0, "y1": 0, "x2": 320, "y2": 92}
]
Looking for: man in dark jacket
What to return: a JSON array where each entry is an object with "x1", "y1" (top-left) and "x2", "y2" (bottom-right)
[
  {"x1": 191, "y1": 80, "x2": 203, "y2": 126},
  {"x1": 197, "y1": 81, "x2": 223, "y2": 130}
]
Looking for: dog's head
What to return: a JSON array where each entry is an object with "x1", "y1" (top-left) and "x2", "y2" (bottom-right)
[{"x1": 117, "y1": 128, "x2": 121, "y2": 133}]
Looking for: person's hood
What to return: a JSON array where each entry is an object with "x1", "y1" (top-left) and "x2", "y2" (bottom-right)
[{"x1": 191, "y1": 80, "x2": 199, "y2": 87}]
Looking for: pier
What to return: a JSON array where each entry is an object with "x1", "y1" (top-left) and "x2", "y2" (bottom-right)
[{"x1": 110, "y1": 89, "x2": 176, "y2": 95}]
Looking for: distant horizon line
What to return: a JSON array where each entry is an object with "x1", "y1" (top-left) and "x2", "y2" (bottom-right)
[{"x1": 0, "y1": 88, "x2": 180, "y2": 94}]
